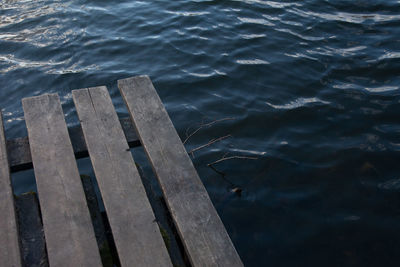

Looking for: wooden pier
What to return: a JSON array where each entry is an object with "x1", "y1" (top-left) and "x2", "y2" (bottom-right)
[{"x1": 0, "y1": 76, "x2": 243, "y2": 267}]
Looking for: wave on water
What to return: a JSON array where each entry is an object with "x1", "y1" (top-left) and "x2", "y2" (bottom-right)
[{"x1": 266, "y1": 97, "x2": 330, "y2": 110}]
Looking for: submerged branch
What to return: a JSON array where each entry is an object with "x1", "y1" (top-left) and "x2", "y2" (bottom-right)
[
  {"x1": 207, "y1": 155, "x2": 258, "y2": 166},
  {"x1": 188, "y1": 134, "x2": 232, "y2": 155},
  {"x1": 183, "y1": 117, "x2": 235, "y2": 144}
]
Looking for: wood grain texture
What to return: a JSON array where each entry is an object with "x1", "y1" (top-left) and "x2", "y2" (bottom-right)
[
  {"x1": 7, "y1": 117, "x2": 140, "y2": 173},
  {"x1": 118, "y1": 76, "x2": 243, "y2": 267},
  {"x1": 0, "y1": 111, "x2": 22, "y2": 267},
  {"x1": 22, "y1": 94, "x2": 102, "y2": 267},
  {"x1": 72, "y1": 87, "x2": 172, "y2": 267}
]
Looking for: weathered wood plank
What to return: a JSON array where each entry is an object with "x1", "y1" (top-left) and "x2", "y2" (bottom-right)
[
  {"x1": 72, "y1": 87, "x2": 172, "y2": 267},
  {"x1": 22, "y1": 94, "x2": 102, "y2": 267},
  {"x1": 0, "y1": 111, "x2": 22, "y2": 267},
  {"x1": 7, "y1": 117, "x2": 140, "y2": 173},
  {"x1": 118, "y1": 76, "x2": 243, "y2": 267}
]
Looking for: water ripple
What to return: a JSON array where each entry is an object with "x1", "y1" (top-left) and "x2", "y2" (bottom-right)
[
  {"x1": 237, "y1": 17, "x2": 274, "y2": 26},
  {"x1": 378, "y1": 51, "x2": 400, "y2": 60},
  {"x1": 165, "y1": 10, "x2": 210, "y2": 16},
  {"x1": 235, "y1": 0, "x2": 302, "y2": 8},
  {"x1": 0, "y1": 54, "x2": 98, "y2": 74},
  {"x1": 266, "y1": 97, "x2": 330, "y2": 110},
  {"x1": 236, "y1": 59, "x2": 269, "y2": 65},
  {"x1": 333, "y1": 82, "x2": 399, "y2": 93},
  {"x1": 182, "y1": 69, "x2": 227, "y2": 78},
  {"x1": 364, "y1": 86, "x2": 399, "y2": 93},
  {"x1": 276, "y1": 28, "x2": 326, "y2": 41},
  {"x1": 239, "y1": 33, "x2": 266, "y2": 39},
  {"x1": 289, "y1": 7, "x2": 400, "y2": 24}
]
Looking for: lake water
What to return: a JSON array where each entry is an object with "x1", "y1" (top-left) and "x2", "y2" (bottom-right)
[{"x1": 1, "y1": 0, "x2": 400, "y2": 266}]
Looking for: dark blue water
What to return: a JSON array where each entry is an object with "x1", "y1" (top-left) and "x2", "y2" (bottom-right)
[{"x1": 2, "y1": 0, "x2": 400, "y2": 266}]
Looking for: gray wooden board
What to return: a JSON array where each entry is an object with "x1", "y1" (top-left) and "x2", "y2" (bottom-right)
[
  {"x1": 118, "y1": 76, "x2": 243, "y2": 267},
  {"x1": 22, "y1": 94, "x2": 102, "y2": 267},
  {"x1": 7, "y1": 117, "x2": 140, "y2": 173},
  {"x1": 0, "y1": 112, "x2": 22, "y2": 267},
  {"x1": 72, "y1": 87, "x2": 172, "y2": 267}
]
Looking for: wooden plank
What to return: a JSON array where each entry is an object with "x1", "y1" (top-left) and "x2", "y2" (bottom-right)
[
  {"x1": 72, "y1": 87, "x2": 172, "y2": 267},
  {"x1": 7, "y1": 117, "x2": 140, "y2": 173},
  {"x1": 22, "y1": 94, "x2": 102, "y2": 267},
  {"x1": 118, "y1": 76, "x2": 243, "y2": 267},
  {"x1": 0, "y1": 111, "x2": 22, "y2": 267}
]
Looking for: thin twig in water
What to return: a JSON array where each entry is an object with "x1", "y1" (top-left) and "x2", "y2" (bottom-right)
[
  {"x1": 183, "y1": 117, "x2": 235, "y2": 144},
  {"x1": 202, "y1": 117, "x2": 236, "y2": 127},
  {"x1": 208, "y1": 165, "x2": 234, "y2": 186},
  {"x1": 184, "y1": 126, "x2": 203, "y2": 144},
  {"x1": 188, "y1": 134, "x2": 232, "y2": 155},
  {"x1": 207, "y1": 155, "x2": 258, "y2": 166}
]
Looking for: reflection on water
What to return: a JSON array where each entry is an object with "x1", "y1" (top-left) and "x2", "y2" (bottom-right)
[{"x1": 1, "y1": 0, "x2": 400, "y2": 266}]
